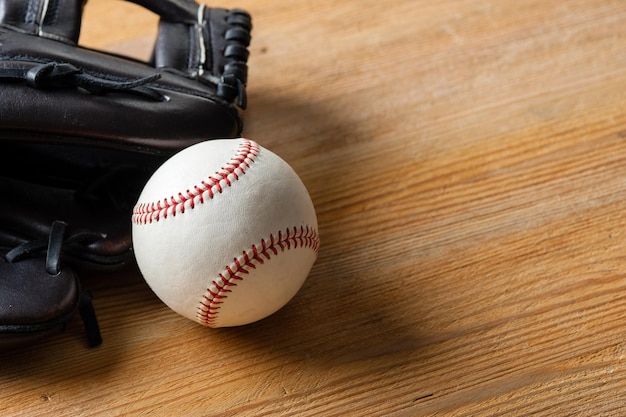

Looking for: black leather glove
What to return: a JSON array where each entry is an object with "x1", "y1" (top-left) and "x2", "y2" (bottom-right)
[{"x1": 0, "y1": 0, "x2": 252, "y2": 349}]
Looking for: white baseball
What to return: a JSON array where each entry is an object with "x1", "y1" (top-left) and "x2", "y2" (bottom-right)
[{"x1": 131, "y1": 138, "x2": 319, "y2": 327}]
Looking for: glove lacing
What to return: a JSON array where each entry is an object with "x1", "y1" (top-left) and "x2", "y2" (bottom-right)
[
  {"x1": 0, "y1": 61, "x2": 166, "y2": 101},
  {"x1": 4, "y1": 221, "x2": 104, "y2": 347}
]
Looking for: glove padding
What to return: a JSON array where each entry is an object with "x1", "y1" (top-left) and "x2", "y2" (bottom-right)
[
  {"x1": 0, "y1": 0, "x2": 252, "y2": 348},
  {"x1": 0, "y1": 0, "x2": 251, "y2": 152}
]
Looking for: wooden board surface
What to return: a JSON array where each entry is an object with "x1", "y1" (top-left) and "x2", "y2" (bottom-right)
[{"x1": 2, "y1": 0, "x2": 626, "y2": 415}]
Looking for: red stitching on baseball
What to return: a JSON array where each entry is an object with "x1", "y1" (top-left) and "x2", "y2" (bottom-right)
[
  {"x1": 196, "y1": 225, "x2": 320, "y2": 327},
  {"x1": 131, "y1": 139, "x2": 259, "y2": 225}
]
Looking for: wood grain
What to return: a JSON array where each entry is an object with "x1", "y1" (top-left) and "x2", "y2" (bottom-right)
[{"x1": 2, "y1": 0, "x2": 626, "y2": 415}]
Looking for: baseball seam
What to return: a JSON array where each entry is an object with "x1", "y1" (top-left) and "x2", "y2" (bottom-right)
[
  {"x1": 131, "y1": 139, "x2": 259, "y2": 225},
  {"x1": 196, "y1": 225, "x2": 320, "y2": 327}
]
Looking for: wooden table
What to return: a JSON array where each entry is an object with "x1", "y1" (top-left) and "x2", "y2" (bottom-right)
[{"x1": 2, "y1": 0, "x2": 626, "y2": 415}]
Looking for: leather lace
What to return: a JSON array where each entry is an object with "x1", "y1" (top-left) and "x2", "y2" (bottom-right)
[
  {"x1": 0, "y1": 61, "x2": 165, "y2": 101},
  {"x1": 4, "y1": 221, "x2": 104, "y2": 347}
]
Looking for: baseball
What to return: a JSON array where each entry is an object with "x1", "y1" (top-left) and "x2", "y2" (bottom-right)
[{"x1": 131, "y1": 138, "x2": 319, "y2": 327}]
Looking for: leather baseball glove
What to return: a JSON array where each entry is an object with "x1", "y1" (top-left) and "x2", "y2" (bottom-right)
[{"x1": 0, "y1": 0, "x2": 252, "y2": 348}]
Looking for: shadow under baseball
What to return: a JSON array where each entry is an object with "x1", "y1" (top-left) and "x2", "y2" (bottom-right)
[{"x1": 197, "y1": 88, "x2": 437, "y2": 371}]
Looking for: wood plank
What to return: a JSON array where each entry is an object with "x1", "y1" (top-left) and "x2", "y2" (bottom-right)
[{"x1": 2, "y1": 0, "x2": 626, "y2": 415}]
